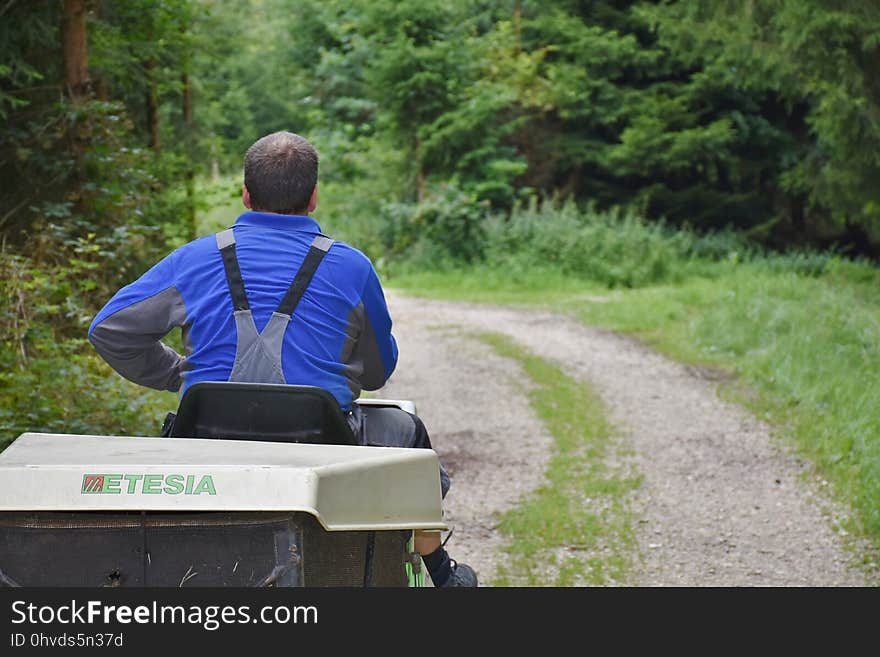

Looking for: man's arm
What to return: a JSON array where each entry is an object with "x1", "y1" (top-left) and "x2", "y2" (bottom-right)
[
  {"x1": 88, "y1": 252, "x2": 189, "y2": 392},
  {"x1": 353, "y1": 264, "x2": 398, "y2": 391}
]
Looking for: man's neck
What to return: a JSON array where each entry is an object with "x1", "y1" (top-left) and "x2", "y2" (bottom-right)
[{"x1": 251, "y1": 208, "x2": 309, "y2": 216}]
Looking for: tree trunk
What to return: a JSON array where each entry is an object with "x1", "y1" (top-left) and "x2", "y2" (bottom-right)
[
  {"x1": 182, "y1": 67, "x2": 196, "y2": 239},
  {"x1": 414, "y1": 138, "x2": 425, "y2": 203},
  {"x1": 145, "y1": 58, "x2": 160, "y2": 151},
  {"x1": 61, "y1": 0, "x2": 93, "y2": 206},
  {"x1": 180, "y1": 14, "x2": 197, "y2": 240},
  {"x1": 61, "y1": 0, "x2": 91, "y2": 103},
  {"x1": 181, "y1": 70, "x2": 192, "y2": 126},
  {"x1": 513, "y1": 0, "x2": 521, "y2": 55}
]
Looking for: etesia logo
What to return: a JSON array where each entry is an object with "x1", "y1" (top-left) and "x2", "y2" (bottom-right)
[{"x1": 81, "y1": 473, "x2": 216, "y2": 495}]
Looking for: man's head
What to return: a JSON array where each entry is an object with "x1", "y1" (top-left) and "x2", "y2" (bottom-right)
[{"x1": 242, "y1": 131, "x2": 319, "y2": 215}]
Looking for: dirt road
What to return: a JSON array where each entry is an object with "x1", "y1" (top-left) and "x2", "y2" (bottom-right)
[{"x1": 376, "y1": 292, "x2": 874, "y2": 586}]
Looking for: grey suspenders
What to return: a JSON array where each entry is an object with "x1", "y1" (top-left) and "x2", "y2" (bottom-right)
[{"x1": 215, "y1": 229, "x2": 333, "y2": 384}]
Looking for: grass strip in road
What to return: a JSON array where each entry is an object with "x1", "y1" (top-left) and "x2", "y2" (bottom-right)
[{"x1": 473, "y1": 332, "x2": 641, "y2": 586}]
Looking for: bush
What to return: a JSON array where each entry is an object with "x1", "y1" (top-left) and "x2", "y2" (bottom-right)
[
  {"x1": 0, "y1": 250, "x2": 176, "y2": 451},
  {"x1": 0, "y1": 341, "x2": 174, "y2": 451},
  {"x1": 379, "y1": 184, "x2": 490, "y2": 265},
  {"x1": 482, "y1": 199, "x2": 697, "y2": 288}
]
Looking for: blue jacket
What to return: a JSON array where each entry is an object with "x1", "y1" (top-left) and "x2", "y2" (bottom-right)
[{"x1": 88, "y1": 211, "x2": 398, "y2": 410}]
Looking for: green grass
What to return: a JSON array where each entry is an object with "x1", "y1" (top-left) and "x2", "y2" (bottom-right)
[
  {"x1": 391, "y1": 259, "x2": 880, "y2": 571},
  {"x1": 383, "y1": 264, "x2": 605, "y2": 306},
  {"x1": 473, "y1": 332, "x2": 640, "y2": 586}
]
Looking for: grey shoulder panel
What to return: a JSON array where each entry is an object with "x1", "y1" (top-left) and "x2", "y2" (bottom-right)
[
  {"x1": 342, "y1": 300, "x2": 387, "y2": 391},
  {"x1": 340, "y1": 302, "x2": 366, "y2": 399}
]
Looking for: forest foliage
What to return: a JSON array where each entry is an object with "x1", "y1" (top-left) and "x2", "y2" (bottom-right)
[{"x1": 1, "y1": 0, "x2": 880, "y2": 445}]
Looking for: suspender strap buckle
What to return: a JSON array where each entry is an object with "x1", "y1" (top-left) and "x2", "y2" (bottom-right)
[{"x1": 215, "y1": 229, "x2": 334, "y2": 318}]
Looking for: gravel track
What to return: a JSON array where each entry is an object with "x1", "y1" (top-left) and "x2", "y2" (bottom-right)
[{"x1": 375, "y1": 292, "x2": 874, "y2": 587}]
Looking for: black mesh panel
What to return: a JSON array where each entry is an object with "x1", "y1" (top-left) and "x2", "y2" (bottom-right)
[
  {"x1": 0, "y1": 512, "x2": 410, "y2": 587},
  {"x1": 299, "y1": 515, "x2": 409, "y2": 587}
]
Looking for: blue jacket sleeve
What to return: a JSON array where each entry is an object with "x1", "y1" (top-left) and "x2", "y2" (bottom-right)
[{"x1": 87, "y1": 250, "x2": 189, "y2": 392}]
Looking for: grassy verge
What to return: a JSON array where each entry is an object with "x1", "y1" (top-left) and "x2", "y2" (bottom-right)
[
  {"x1": 384, "y1": 265, "x2": 605, "y2": 306},
  {"x1": 391, "y1": 260, "x2": 880, "y2": 570},
  {"x1": 473, "y1": 332, "x2": 640, "y2": 586},
  {"x1": 575, "y1": 266, "x2": 880, "y2": 563}
]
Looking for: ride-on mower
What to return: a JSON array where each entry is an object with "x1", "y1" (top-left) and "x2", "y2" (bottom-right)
[{"x1": 0, "y1": 382, "x2": 445, "y2": 587}]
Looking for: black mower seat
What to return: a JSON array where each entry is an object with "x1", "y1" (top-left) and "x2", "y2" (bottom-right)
[{"x1": 167, "y1": 381, "x2": 357, "y2": 446}]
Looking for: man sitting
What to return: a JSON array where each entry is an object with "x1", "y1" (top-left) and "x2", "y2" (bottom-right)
[{"x1": 88, "y1": 131, "x2": 477, "y2": 588}]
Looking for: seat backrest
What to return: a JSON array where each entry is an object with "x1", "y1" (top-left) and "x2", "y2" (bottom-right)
[{"x1": 168, "y1": 382, "x2": 357, "y2": 446}]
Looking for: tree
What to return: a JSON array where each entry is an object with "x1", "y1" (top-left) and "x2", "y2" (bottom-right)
[
  {"x1": 62, "y1": 0, "x2": 91, "y2": 103},
  {"x1": 640, "y1": 0, "x2": 880, "y2": 253}
]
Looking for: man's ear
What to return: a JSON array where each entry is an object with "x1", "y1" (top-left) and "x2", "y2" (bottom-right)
[
  {"x1": 307, "y1": 185, "x2": 318, "y2": 213},
  {"x1": 242, "y1": 184, "x2": 252, "y2": 209}
]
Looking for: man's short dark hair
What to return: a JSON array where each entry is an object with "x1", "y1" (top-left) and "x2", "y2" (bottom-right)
[{"x1": 243, "y1": 132, "x2": 319, "y2": 214}]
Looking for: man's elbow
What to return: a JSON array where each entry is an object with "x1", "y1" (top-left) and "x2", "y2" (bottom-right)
[
  {"x1": 87, "y1": 324, "x2": 110, "y2": 359},
  {"x1": 88, "y1": 323, "x2": 125, "y2": 363},
  {"x1": 88, "y1": 329, "x2": 181, "y2": 392},
  {"x1": 360, "y1": 362, "x2": 396, "y2": 391},
  {"x1": 360, "y1": 378, "x2": 385, "y2": 392}
]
